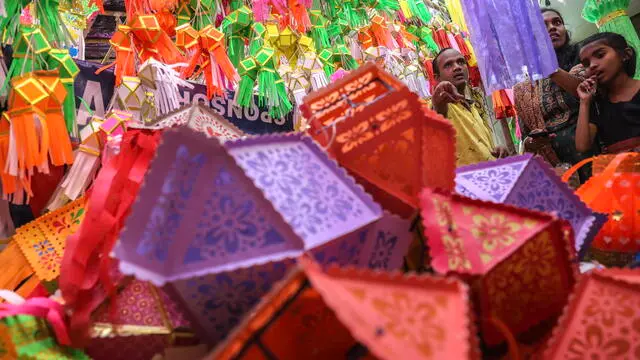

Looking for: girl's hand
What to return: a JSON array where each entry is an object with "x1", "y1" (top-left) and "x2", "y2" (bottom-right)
[{"x1": 577, "y1": 76, "x2": 597, "y2": 102}]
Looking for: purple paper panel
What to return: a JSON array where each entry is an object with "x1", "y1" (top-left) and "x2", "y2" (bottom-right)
[
  {"x1": 506, "y1": 159, "x2": 602, "y2": 253},
  {"x1": 460, "y1": 0, "x2": 558, "y2": 93},
  {"x1": 455, "y1": 156, "x2": 529, "y2": 202},
  {"x1": 311, "y1": 213, "x2": 412, "y2": 271},
  {"x1": 226, "y1": 135, "x2": 383, "y2": 250},
  {"x1": 168, "y1": 259, "x2": 294, "y2": 344},
  {"x1": 116, "y1": 129, "x2": 303, "y2": 285}
]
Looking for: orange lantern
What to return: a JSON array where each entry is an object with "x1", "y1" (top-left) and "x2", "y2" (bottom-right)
[
  {"x1": 209, "y1": 257, "x2": 480, "y2": 359},
  {"x1": 420, "y1": 188, "x2": 578, "y2": 346},
  {"x1": 301, "y1": 64, "x2": 456, "y2": 218},
  {"x1": 544, "y1": 268, "x2": 640, "y2": 359},
  {"x1": 562, "y1": 153, "x2": 640, "y2": 266}
]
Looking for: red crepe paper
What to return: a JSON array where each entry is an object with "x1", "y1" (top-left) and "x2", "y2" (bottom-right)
[
  {"x1": 420, "y1": 188, "x2": 579, "y2": 346},
  {"x1": 301, "y1": 63, "x2": 456, "y2": 217},
  {"x1": 209, "y1": 257, "x2": 480, "y2": 359},
  {"x1": 544, "y1": 269, "x2": 640, "y2": 359},
  {"x1": 60, "y1": 129, "x2": 162, "y2": 346}
]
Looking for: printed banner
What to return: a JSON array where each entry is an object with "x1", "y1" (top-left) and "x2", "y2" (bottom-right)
[
  {"x1": 74, "y1": 60, "x2": 115, "y2": 129},
  {"x1": 72, "y1": 61, "x2": 293, "y2": 134}
]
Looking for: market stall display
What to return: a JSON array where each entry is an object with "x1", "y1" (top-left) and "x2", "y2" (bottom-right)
[{"x1": 0, "y1": 0, "x2": 633, "y2": 358}]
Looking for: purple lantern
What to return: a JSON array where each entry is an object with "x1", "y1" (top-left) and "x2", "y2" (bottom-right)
[
  {"x1": 116, "y1": 128, "x2": 412, "y2": 343},
  {"x1": 455, "y1": 154, "x2": 606, "y2": 257},
  {"x1": 460, "y1": 0, "x2": 559, "y2": 93}
]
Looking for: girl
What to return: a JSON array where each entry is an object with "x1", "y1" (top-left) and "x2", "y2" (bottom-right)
[{"x1": 576, "y1": 32, "x2": 640, "y2": 153}]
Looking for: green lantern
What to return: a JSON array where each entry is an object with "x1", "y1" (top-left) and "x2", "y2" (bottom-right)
[
  {"x1": 582, "y1": 0, "x2": 640, "y2": 79},
  {"x1": 47, "y1": 49, "x2": 80, "y2": 135}
]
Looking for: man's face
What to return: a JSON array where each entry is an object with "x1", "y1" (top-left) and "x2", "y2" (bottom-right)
[{"x1": 436, "y1": 49, "x2": 469, "y2": 89}]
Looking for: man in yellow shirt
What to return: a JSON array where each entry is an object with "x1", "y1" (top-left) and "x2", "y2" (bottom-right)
[{"x1": 431, "y1": 48, "x2": 509, "y2": 166}]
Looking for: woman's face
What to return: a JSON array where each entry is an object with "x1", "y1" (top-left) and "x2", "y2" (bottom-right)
[
  {"x1": 579, "y1": 40, "x2": 628, "y2": 85},
  {"x1": 543, "y1": 11, "x2": 568, "y2": 49}
]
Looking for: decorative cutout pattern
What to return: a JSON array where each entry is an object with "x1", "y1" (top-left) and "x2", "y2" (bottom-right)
[
  {"x1": 457, "y1": 163, "x2": 525, "y2": 202},
  {"x1": 136, "y1": 145, "x2": 205, "y2": 262},
  {"x1": 229, "y1": 141, "x2": 374, "y2": 246},
  {"x1": 172, "y1": 260, "x2": 292, "y2": 344},
  {"x1": 189, "y1": 109, "x2": 242, "y2": 140},
  {"x1": 548, "y1": 274, "x2": 640, "y2": 359},
  {"x1": 13, "y1": 198, "x2": 86, "y2": 281},
  {"x1": 485, "y1": 231, "x2": 565, "y2": 336},
  {"x1": 509, "y1": 161, "x2": 584, "y2": 230},
  {"x1": 183, "y1": 167, "x2": 287, "y2": 265}
]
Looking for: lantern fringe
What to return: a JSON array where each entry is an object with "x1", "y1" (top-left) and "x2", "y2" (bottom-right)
[
  {"x1": 46, "y1": 146, "x2": 101, "y2": 212},
  {"x1": 143, "y1": 60, "x2": 194, "y2": 115},
  {"x1": 407, "y1": 0, "x2": 432, "y2": 24},
  {"x1": 289, "y1": 0, "x2": 311, "y2": 32},
  {"x1": 257, "y1": 69, "x2": 292, "y2": 118},
  {"x1": 45, "y1": 111, "x2": 74, "y2": 166},
  {"x1": 62, "y1": 83, "x2": 77, "y2": 135},
  {"x1": 235, "y1": 74, "x2": 256, "y2": 108},
  {"x1": 310, "y1": 69, "x2": 329, "y2": 90}
]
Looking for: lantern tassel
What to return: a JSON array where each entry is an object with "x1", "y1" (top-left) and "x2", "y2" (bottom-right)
[
  {"x1": 45, "y1": 110, "x2": 74, "y2": 166},
  {"x1": 47, "y1": 145, "x2": 101, "y2": 212},
  {"x1": 311, "y1": 69, "x2": 329, "y2": 91},
  {"x1": 145, "y1": 60, "x2": 194, "y2": 114},
  {"x1": 0, "y1": 118, "x2": 16, "y2": 198},
  {"x1": 407, "y1": 0, "x2": 432, "y2": 24},
  {"x1": 289, "y1": 0, "x2": 311, "y2": 32},
  {"x1": 235, "y1": 74, "x2": 256, "y2": 108},
  {"x1": 258, "y1": 69, "x2": 292, "y2": 118}
]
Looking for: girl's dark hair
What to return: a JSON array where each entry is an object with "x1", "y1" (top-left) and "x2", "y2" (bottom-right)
[
  {"x1": 581, "y1": 32, "x2": 637, "y2": 76},
  {"x1": 540, "y1": 8, "x2": 580, "y2": 71}
]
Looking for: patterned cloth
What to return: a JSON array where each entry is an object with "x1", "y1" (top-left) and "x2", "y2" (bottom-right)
[{"x1": 514, "y1": 65, "x2": 600, "y2": 181}]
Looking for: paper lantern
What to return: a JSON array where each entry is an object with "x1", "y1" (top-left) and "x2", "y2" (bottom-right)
[
  {"x1": 86, "y1": 280, "x2": 196, "y2": 360},
  {"x1": 420, "y1": 188, "x2": 578, "y2": 346},
  {"x1": 455, "y1": 154, "x2": 607, "y2": 258},
  {"x1": 459, "y1": 0, "x2": 558, "y2": 92},
  {"x1": 116, "y1": 129, "x2": 413, "y2": 342},
  {"x1": 544, "y1": 269, "x2": 640, "y2": 359},
  {"x1": 137, "y1": 103, "x2": 245, "y2": 140},
  {"x1": 562, "y1": 153, "x2": 639, "y2": 266},
  {"x1": 114, "y1": 76, "x2": 145, "y2": 118},
  {"x1": 117, "y1": 129, "x2": 384, "y2": 283},
  {"x1": 208, "y1": 257, "x2": 480, "y2": 360},
  {"x1": 12, "y1": 197, "x2": 86, "y2": 281},
  {"x1": 301, "y1": 63, "x2": 457, "y2": 217}
]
